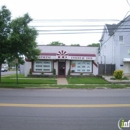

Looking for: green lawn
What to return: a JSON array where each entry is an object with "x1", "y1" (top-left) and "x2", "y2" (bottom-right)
[
  {"x1": 3, "y1": 74, "x2": 25, "y2": 78},
  {"x1": 0, "y1": 74, "x2": 129, "y2": 89},
  {"x1": 1, "y1": 79, "x2": 57, "y2": 84},
  {"x1": 0, "y1": 84, "x2": 129, "y2": 89},
  {"x1": 67, "y1": 77, "x2": 109, "y2": 84},
  {"x1": 1, "y1": 74, "x2": 57, "y2": 84},
  {"x1": 3, "y1": 74, "x2": 56, "y2": 80}
]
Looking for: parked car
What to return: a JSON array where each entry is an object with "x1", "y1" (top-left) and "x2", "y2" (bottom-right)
[{"x1": 1, "y1": 68, "x2": 8, "y2": 72}]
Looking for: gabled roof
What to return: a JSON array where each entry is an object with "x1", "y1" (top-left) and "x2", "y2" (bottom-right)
[
  {"x1": 99, "y1": 15, "x2": 130, "y2": 42},
  {"x1": 105, "y1": 24, "x2": 118, "y2": 36}
]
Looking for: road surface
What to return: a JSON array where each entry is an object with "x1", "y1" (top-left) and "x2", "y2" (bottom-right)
[
  {"x1": 0, "y1": 89, "x2": 130, "y2": 130},
  {"x1": 1, "y1": 71, "x2": 16, "y2": 76}
]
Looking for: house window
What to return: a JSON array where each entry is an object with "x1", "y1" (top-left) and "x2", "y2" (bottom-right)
[
  {"x1": 119, "y1": 36, "x2": 124, "y2": 44},
  {"x1": 34, "y1": 60, "x2": 52, "y2": 72},
  {"x1": 71, "y1": 61, "x2": 92, "y2": 72}
]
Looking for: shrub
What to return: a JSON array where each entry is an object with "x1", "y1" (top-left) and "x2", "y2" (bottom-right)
[
  {"x1": 53, "y1": 69, "x2": 56, "y2": 75},
  {"x1": 80, "y1": 72, "x2": 83, "y2": 76},
  {"x1": 29, "y1": 68, "x2": 32, "y2": 75},
  {"x1": 41, "y1": 72, "x2": 44, "y2": 75},
  {"x1": 68, "y1": 69, "x2": 70, "y2": 76},
  {"x1": 113, "y1": 70, "x2": 123, "y2": 79}
]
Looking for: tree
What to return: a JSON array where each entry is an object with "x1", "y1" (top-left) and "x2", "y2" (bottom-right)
[
  {"x1": 0, "y1": 6, "x2": 11, "y2": 83},
  {"x1": 9, "y1": 13, "x2": 40, "y2": 62},
  {"x1": 87, "y1": 43, "x2": 100, "y2": 53},
  {"x1": 70, "y1": 44, "x2": 80, "y2": 46},
  {"x1": 87, "y1": 43, "x2": 100, "y2": 47},
  {"x1": 0, "y1": 6, "x2": 40, "y2": 83},
  {"x1": 48, "y1": 41, "x2": 65, "y2": 46}
]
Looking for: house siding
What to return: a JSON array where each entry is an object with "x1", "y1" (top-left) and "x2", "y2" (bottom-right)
[{"x1": 99, "y1": 15, "x2": 130, "y2": 75}]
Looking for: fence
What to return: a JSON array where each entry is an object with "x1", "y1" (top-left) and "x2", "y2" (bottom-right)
[{"x1": 98, "y1": 64, "x2": 115, "y2": 75}]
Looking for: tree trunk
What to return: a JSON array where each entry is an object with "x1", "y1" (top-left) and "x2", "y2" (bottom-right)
[{"x1": 0, "y1": 64, "x2": 2, "y2": 84}]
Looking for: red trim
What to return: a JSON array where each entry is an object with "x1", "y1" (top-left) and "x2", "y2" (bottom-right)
[
  {"x1": 25, "y1": 58, "x2": 33, "y2": 62},
  {"x1": 92, "y1": 61, "x2": 98, "y2": 67},
  {"x1": 39, "y1": 53, "x2": 95, "y2": 57},
  {"x1": 69, "y1": 53, "x2": 95, "y2": 57}
]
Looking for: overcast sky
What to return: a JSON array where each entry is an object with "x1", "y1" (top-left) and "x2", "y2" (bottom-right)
[{"x1": 0, "y1": 0, "x2": 130, "y2": 46}]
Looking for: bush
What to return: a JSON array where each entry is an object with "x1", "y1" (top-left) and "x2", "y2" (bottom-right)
[
  {"x1": 53, "y1": 69, "x2": 56, "y2": 75},
  {"x1": 29, "y1": 68, "x2": 32, "y2": 75},
  {"x1": 68, "y1": 69, "x2": 70, "y2": 76},
  {"x1": 113, "y1": 70, "x2": 123, "y2": 79},
  {"x1": 80, "y1": 72, "x2": 83, "y2": 76},
  {"x1": 41, "y1": 72, "x2": 44, "y2": 75}
]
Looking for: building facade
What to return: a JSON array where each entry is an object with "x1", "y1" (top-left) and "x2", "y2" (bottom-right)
[
  {"x1": 99, "y1": 15, "x2": 130, "y2": 75},
  {"x1": 22, "y1": 45, "x2": 98, "y2": 77}
]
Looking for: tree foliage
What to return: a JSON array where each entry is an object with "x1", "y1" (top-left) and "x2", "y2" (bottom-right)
[
  {"x1": 70, "y1": 44, "x2": 80, "y2": 46},
  {"x1": 9, "y1": 13, "x2": 40, "y2": 62},
  {"x1": 0, "y1": 6, "x2": 11, "y2": 83},
  {"x1": 48, "y1": 41, "x2": 65, "y2": 46},
  {"x1": 0, "y1": 6, "x2": 11, "y2": 64},
  {"x1": 87, "y1": 43, "x2": 100, "y2": 47},
  {"x1": 0, "y1": 6, "x2": 40, "y2": 83},
  {"x1": 87, "y1": 43, "x2": 100, "y2": 53}
]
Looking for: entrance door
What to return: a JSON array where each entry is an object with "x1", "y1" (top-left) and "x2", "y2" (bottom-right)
[{"x1": 58, "y1": 62, "x2": 65, "y2": 76}]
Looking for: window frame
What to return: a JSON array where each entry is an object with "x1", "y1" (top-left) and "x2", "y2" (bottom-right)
[
  {"x1": 34, "y1": 60, "x2": 52, "y2": 72},
  {"x1": 70, "y1": 60, "x2": 92, "y2": 73},
  {"x1": 118, "y1": 35, "x2": 124, "y2": 44}
]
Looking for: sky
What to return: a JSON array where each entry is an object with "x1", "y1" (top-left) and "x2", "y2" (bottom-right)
[{"x1": 0, "y1": 0, "x2": 130, "y2": 46}]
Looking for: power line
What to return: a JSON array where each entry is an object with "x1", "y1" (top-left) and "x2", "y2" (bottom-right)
[
  {"x1": 126, "y1": 0, "x2": 130, "y2": 6},
  {"x1": 32, "y1": 19, "x2": 120, "y2": 22},
  {"x1": 38, "y1": 31, "x2": 130, "y2": 35},
  {"x1": 30, "y1": 25, "x2": 130, "y2": 28},
  {"x1": 100, "y1": 14, "x2": 130, "y2": 45},
  {"x1": 38, "y1": 32, "x2": 103, "y2": 34},
  {"x1": 30, "y1": 25, "x2": 105, "y2": 27},
  {"x1": 37, "y1": 28, "x2": 130, "y2": 32}
]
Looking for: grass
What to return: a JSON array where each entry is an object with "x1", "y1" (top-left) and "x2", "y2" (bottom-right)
[
  {"x1": 1, "y1": 79, "x2": 57, "y2": 84},
  {"x1": 2, "y1": 74, "x2": 25, "y2": 78},
  {"x1": 0, "y1": 84, "x2": 130, "y2": 89},
  {"x1": 0, "y1": 74, "x2": 130, "y2": 89},
  {"x1": 2, "y1": 74, "x2": 56, "y2": 80},
  {"x1": 1, "y1": 74, "x2": 57, "y2": 84},
  {"x1": 67, "y1": 77, "x2": 109, "y2": 84},
  {"x1": 110, "y1": 76, "x2": 129, "y2": 80}
]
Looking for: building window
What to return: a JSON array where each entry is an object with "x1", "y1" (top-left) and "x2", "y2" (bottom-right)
[
  {"x1": 34, "y1": 60, "x2": 52, "y2": 72},
  {"x1": 71, "y1": 61, "x2": 92, "y2": 72},
  {"x1": 119, "y1": 36, "x2": 124, "y2": 44}
]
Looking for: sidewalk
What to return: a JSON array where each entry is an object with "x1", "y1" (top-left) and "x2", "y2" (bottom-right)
[
  {"x1": 103, "y1": 76, "x2": 130, "y2": 84},
  {"x1": 57, "y1": 78, "x2": 68, "y2": 85}
]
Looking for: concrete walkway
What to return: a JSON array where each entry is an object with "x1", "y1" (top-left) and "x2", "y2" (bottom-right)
[
  {"x1": 57, "y1": 78, "x2": 68, "y2": 85},
  {"x1": 103, "y1": 76, "x2": 130, "y2": 84}
]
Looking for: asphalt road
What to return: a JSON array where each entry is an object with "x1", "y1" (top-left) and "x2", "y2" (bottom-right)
[
  {"x1": 1, "y1": 71, "x2": 16, "y2": 76},
  {"x1": 0, "y1": 89, "x2": 130, "y2": 130}
]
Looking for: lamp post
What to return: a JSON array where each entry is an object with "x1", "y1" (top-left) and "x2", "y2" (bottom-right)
[{"x1": 14, "y1": 58, "x2": 18, "y2": 84}]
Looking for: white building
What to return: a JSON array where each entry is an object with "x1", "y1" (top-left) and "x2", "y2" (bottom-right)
[
  {"x1": 22, "y1": 45, "x2": 98, "y2": 77},
  {"x1": 99, "y1": 15, "x2": 130, "y2": 75}
]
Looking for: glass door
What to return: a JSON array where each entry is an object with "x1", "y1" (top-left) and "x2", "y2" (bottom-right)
[{"x1": 58, "y1": 62, "x2": 65, "y2": 76}]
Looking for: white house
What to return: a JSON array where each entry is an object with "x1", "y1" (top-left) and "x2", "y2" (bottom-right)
[
  {"x1": 22, "y1": 45, "x2": 98, "y2": 77},
  {"x1": 99, "y1": 15, "x2": 130, "y2": 75}
]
